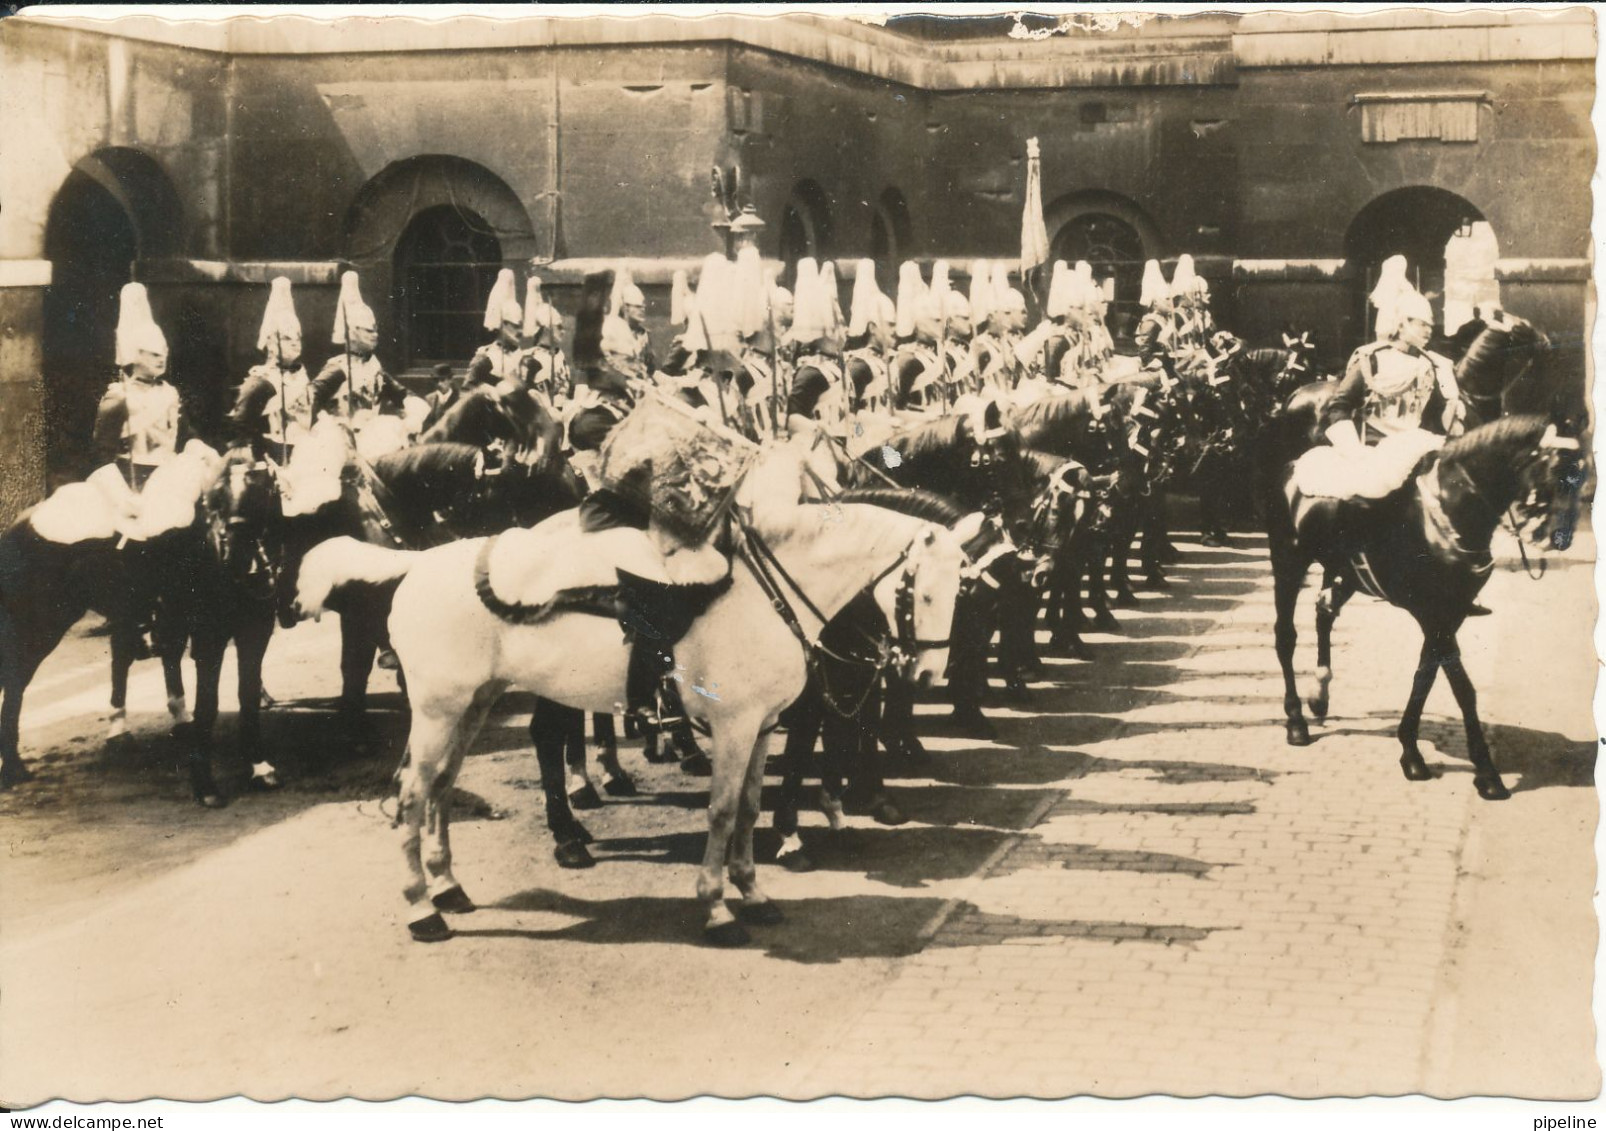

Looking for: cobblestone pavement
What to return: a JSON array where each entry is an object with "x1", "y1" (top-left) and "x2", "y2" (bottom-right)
[
  {"x1": 1, "y1": 524, "x2": 1595, "y2": 1105},
  {"x1": 789, "y1": 530, "x2": 1598, "y2": 1099}
]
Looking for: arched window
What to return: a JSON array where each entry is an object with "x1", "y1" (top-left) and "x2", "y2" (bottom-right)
[{"x1": 393, "y1": 204, "x2": 502, "y2": 367}]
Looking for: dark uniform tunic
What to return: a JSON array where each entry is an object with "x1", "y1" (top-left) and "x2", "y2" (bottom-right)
[
  {"x1": 228, "y1": 364, "x2": 312, "y2": 459},
  {"x1": 309, "y1": 353, "x2": 406, "y2": 421}
]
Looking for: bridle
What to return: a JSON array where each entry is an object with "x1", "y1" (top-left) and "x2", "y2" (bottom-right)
[
  {"x1": 738, "y1": 515, "x2": 957, "y2": 692},
  {"x1": 206, "y1": 458, "x2": 281, "y2": 601}
]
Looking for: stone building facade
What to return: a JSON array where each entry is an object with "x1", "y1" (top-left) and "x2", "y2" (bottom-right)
[{"x1": 0, "y1": 7, "x2": 1592, "y2": 519}]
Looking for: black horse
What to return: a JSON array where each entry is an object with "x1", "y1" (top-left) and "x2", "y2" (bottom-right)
[
  {"x1": 170, "y1": 452, "x2": 286, "y2": 807},
  {"x1": 277, "y1": 441, "x2": 497, "y2": 738},
  {"x1": 1261, "y1": 407, "x2": 1584, "y2": 800},
  {"x1": 1444, "y1": 315, "x2": 1575, "y2": 431},
  {"x1": 841, "y1": 413, "x2": 1052, "y2": 733},
  {"x1": 0, "y1": 501, "x2": 192, "y2": 792}
]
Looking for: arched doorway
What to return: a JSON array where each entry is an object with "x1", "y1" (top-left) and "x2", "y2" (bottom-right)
[
  {"x1": 870, "y1": 187, "x2": 913, "y2": 284},
  {"x1": 42, "y1": 148, "x2": 182, "y2": 483},
  {"x1": 1344, "y1": 187, "x2": 1496, "y2": 345},
  {"x1": 393, "y1": 204, "x2": 503, "y2": 369},
  {"x1": 779, "y1": 179, "x2": 833, "y2": 275},
  {"x1": 345, "y1": 155, "x2": 538, "y2": 372}
]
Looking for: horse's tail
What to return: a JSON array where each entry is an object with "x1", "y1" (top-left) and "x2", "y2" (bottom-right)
[{"x1": 293, "y1": 536, "x2": 418, "y2": 618}]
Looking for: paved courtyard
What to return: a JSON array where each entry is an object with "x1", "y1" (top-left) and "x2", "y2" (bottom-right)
[{"x1": 1, "y1": 524, "x2": 1596, "y2": 1104}]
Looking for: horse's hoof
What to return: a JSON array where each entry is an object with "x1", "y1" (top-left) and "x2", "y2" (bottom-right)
[
  {"x1": 641, "y1": 741, "x2": 674, "y2": 765},
  {"x1": 0, "y1": 762, "x2": 34, "y2": 789},
  {"x1": 778, "y1": 849, "x2": 816, "y2": 873},
  {"x1": 1399, "y1": 756, "x2": 1433, "y2": 782},
  {"x1": 870, "y1": 799, "x2": 908, "y2": 826},
  {"x1": 376, "y1": 648, "x2": 401, "y2": 672},
  {"x1": 1142, "y1": 575, "x2": 1170, "y2": 591},
  {"x1": 432, "y1": 885, "x2": 477, "y2": 914},
  {"x1": 1201, "y1": 534, "x2": 1228, "y2": 549},
  {"x1": 408, "y1": 912, "x2": 454, "y2": 943},
  {"x1": 1112, "y1": 593, "x2": 1139, "y2": 609},
  {"x1": 247, "y1": 762, "x2": 281, "y2": 791},
  {"x1": 703, "y1": 921, "x2": 751, "y2": 948},
  {"x1": 1285, "y1": 720, "x2": 1311, "y2": 747},
  {"x1": 820, "y1": 792, "x2": 845, "y2": 830},
  {"x1": 736, "y1": 901, "x2": 785, "y2": 926},
  {"x1": 196, "y1": 792, "x2": 228, "y2": 810},
  {"x1": 679, "y1": 752, "x2": 713, "y2": 777},
  {"x1": 945, "y1": 709, "x2": 995, "y2": 741},
  {"x1": 602, "y1": 774, "x2": 638, "y2": 798},
  {"x1": 554, "y1": 840, "x2": 596, "y2": 869},
  {"x1": 1476, "y1": 778, "x2": 1512, "y2": 801},
  {"x1": 568, "y1": 782, "x2": 604, "y2": 810},
  {"x1": 1305, "y1": 699, "x2": 1329, "y2": 725}
]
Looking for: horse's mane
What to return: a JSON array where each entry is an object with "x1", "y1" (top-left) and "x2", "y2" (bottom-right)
[
  {"x1": 830, "y1": 487, "x2": 964, "y2": 525},
  {"x1": 421, "y1": 390, "x2": 491, "y2": 440},
  {"x1": 1437, "y1": 414, "x2": 1551, "y2": 464},
  {"x1": 1013, "y1": 390, "x2": 1099, "y2": 432},
  {"x1": 1017, "y1": 447, "x2": 1070, "y2": 483},
  {"x1": 370, "y1": 441, "x2": 482, "y2": 487},
  {"x1": 885, "y1": 413, "x2": 968, "y2": 458}
]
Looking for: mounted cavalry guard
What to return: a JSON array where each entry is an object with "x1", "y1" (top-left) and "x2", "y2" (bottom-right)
[
  {"x1": 467, "y1": 268, "x2": 536, "y2": 391},
  {"x1": 784, "y1": 259, "x2": 850, "y2": 439},
  {"x1": 228, "y1": 276, "x2": 312, "y2": 463},
  {"x1": 1075, "y1": 261, "x2": 1117, "y2": 374},
  {"x1": 92, "y1": 283, "x2": 193, "y2": 491},
  {"x1": 844, "y1": 259, "x2": 897, "y2": 414},
  {"x1": 1133, "y1": 258, "x2": 1178, "y2": 375},
  {"x1": 565, "y1": 269, "x2": 640, "y2": 481},
  {"x1": 84, "y1": 282, "x2": 216, "y2": 658},
  {"x1": 968, "y1": 260, "x2": 1018, "y2": 394},
  {"x1": 1294, "y1": 255, "x2": 1484, "y2": 611},
  {"x1": 1323, "y1": 256, "x2": 1466, "y2": 452},
  {"x1": 522, "y1": 272, "x2": 571, "y2": 402},
  {"x1": 310, "y1": 271, "x2": 407, "y2": 425}
]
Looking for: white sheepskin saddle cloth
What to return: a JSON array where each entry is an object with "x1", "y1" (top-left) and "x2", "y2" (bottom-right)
[
  {"x1": 280, "y1": 418, "x2": 353, "y2": 517},
  {"x1": 1292, "y1": 429, "x2": 1445, "y2": 500},
  {"x1": 354, "y1": 414, "x2": 413, "y2": 462},
  {"x1": 483, "y1": 509, "x2": 730, "y2": 610},
  {"x1": 30, "y1": 442, "x2": 222, "y2": 545}
]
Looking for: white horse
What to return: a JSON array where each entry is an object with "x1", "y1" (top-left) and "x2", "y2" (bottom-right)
[{"x1": 295, "y1": 447, "x2": 973, "y2": 946}]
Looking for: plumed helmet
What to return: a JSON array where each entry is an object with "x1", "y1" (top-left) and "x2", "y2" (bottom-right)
[
  {"x1": 1169, "y1": 254, "x2": 1198, "y2": 301},
  {"x1": 895, "y1": 261, "x2": 926, "y2": 339},
  {"x1": 331, "y1": 271, "x2": 375, "y2": 344},
  {"x1": 968, "y1": 259, "x2": 994, "y2": 328},
  {"x1": 670, "y1": 269, "x2": 693, "y2": 329},
  {"x1": 256, "y1": 276, "x2": 301, "y2": 355},
  {"x1": 483, "y1": 268, "x2": 522, "y2": 331},
  {"x1": 115, "y1": 282, "x2": 167, "y2": 366},
  {"x1": 1045, "y1": 261, "x2": 1073, "y2": 319},
  {"x1": 522, "y1": 274, "x2": 559, "y2": 339},
  {"x1": 1139, "y1": 260, "x2": 1169, "y2": 308}
]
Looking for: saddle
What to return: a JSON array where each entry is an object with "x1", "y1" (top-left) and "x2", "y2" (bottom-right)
[{"x1": 478, "y1": 506, "x2": 735, "y2": 725}]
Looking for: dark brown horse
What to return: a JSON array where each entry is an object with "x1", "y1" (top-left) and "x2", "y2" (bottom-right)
[{"x1": 1261, "y1": 409, "x2": 1584, "y2": 800}]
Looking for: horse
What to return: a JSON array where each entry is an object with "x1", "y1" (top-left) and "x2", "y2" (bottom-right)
[
  {"x1": 840, "y1": 412, "x2": 1047, "y2": 732},
  {"x1": 1015, "y1": 383, "x2": 1157, "y2": 616},
  {"x1": 419, "y1": 384, "x2": 563, "y2": 467},
  {"x1": 0, "y1": 447, "x2": 222, "y2": 793},
  {"x1": 1445, "y1": 315, "x2": 1574, "y2": 430},
  {"x1": 769, "y1": 488, "x2": 994, "y2": 868},
  {"x1": 292, "y1": 450, "x2": 973, "y2": 945},
  {"x1": 170, "y1": 451, "x2": 287, "y2": 807},
  {"x1": 1261, "y1": 409, "x2": 1584, "y2": 800},
  {"x1": 277, "y1": 435, "x2": 492, "y2": 742}
]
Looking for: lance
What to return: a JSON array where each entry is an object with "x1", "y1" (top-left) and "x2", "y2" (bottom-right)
[{"x1": 275, "y1": 329, "x2": 290, "y2": 464}]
